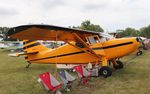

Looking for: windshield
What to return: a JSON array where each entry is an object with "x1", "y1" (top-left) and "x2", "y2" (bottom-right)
[
  {"x1": 98, "y1": 32, "x2": 114, "y2": 42},
  {"x1": 99, "y1": 32, "x2": 114, "y2": 39}
]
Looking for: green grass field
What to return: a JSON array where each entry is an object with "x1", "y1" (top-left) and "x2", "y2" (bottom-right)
[{"x1": 0, "y1": 49, "x2": 150, "y2": 94}]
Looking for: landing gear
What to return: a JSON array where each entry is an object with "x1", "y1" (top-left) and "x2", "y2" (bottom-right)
[
  {"x1": 99, "y1": 66, "x2": 112, "y2": 78},
  {"x1": 26, "y1": 62, "x2": 31, "y2": 68},
  {"x1": 113, "y1": 60, "x2": 123, "y2": 69},
  {"x1": 99, "y1": 57, "x2": 112, "y2": 78},
  {"x1": 136, "y1": 50, "x2": 143, "y2": 56}
]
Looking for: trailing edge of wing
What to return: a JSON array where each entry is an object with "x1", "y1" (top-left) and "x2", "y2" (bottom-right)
[{"x1": 7, "y1": 24, "x2": 99, "y2": 41}]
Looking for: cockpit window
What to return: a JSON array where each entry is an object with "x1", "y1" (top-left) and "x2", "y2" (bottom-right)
[
  {"x1": 87, "y1": 35, "x2": 100, "y2": 44},
  {"x1": 99, "y1": 32, "x2": 114, "y2": 39},
  {"x1": 99, "y1": 33, "x2": 114, "y2": 42},
  {"x1": 86, "y1": 33, "x2": 114, "y2": 44}
]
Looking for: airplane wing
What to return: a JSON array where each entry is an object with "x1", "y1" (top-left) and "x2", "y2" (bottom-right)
[
  {"x1": 7, "y1": 24, "x2": 99, "y2": 42},
  {"x1": 7, "y1": 24, "x2": 103, "y2": 58}
]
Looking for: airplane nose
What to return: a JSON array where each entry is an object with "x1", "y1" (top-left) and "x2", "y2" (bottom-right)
[
  {"x1": 136, "y1": 37, "x2": 142, "y2": 42},
  {"x1": 135, "y1": 37, "x2": 145, "y2": 48}
]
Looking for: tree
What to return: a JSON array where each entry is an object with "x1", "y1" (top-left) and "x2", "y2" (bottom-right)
[
  {"x1": 0, "y1": 27, "x2": 10, "y2": 34},
  {"x1": 0, "y1": 27, "x2": 17, "y2": 41},
  {"x1": 72, "y1": 20, "x2": 104, "y2": 32},
  {"x1": 140, "y1": 25, "x2": 150, "y2": 38},
  {"x1": 116, "y1": 27, "x2": 139, "y2": 38}
]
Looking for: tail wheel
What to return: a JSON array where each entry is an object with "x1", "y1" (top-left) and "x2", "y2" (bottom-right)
[
  {"x1": 99, "y1": 66, "x2": 112, "y2": 78},
  {"x1": 113, "y1": 60, "x2": 123, "y2": 69},
  {"x1": 26, "y1": 62, "x2": 31, "y2": 68}
]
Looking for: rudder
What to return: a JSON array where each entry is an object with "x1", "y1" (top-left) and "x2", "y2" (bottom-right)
[{"x1": 23, "y1": 40, "x2": 48, "y2": 61}]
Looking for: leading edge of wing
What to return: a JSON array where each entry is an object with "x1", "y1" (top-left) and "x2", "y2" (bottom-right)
[{"x1": 7, "y1": 24, "x2": 99, "y2": 36}]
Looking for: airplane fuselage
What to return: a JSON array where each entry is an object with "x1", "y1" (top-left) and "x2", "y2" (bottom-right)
[{"x1": 26, "y1": 37, "x2": 140, "y2": 65}]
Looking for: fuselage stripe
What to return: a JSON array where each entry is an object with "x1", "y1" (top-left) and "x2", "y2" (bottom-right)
[{"x1": 103, "y1": 42, "x2": 133, "y2": 49}]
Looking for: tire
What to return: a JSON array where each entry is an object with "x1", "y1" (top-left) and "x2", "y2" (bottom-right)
[
  {"x1": 136, "y1": 51, "x2": 143, "y2": 56},
  {"x1": 113, "y1": 60, "x2": 123, "y2": 69},
  {"x1": 99, "y1": 66, "x2": 112, "y2": 78}
]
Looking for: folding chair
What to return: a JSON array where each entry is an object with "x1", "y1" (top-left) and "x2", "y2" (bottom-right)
[
  {"x1": 73, "y1": 65, "x2": 91, "y2": 85},
  {"x1": 58, "y1": 70, "x2": 76, "y2": 91},
  {"x1": 38, "y1": 72, "x2": 62, "y2": 94}
]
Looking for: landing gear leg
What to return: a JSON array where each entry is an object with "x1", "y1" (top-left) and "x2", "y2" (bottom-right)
[
  {"x1": 26, "y1": 62, "x2": 31, "y2": 68},
  {"x1": 112, "y1": 60, "x2": 123, "y2": 69},
  {"x1": 99, "y1": 57, "x2": 112, "y2": 78}
]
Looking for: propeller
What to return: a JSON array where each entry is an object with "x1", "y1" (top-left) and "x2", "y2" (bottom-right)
[
  {"x1": 137, "y1": 37, "x2": 147, "y2": 50},
  {"x1": 136, "y1": 37, "x2": 147, "y2": 56}
]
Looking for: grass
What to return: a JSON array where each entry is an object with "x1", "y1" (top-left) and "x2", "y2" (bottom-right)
[{"x1": 0, "y1": 49, "x2": 150, "y2": 94}]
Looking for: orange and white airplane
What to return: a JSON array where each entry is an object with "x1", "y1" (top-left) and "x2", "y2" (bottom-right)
[{"x1": 7, "y1": 24, "x2": 141, "y2": 77}]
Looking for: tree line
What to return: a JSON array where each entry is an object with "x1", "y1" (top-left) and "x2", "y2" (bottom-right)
[
  {"x1": 116, "y1": 25, "x2": 150, "y2": 38},
  {"x1": 0, "y1": 27, "x2": 17, "y2": 41},
  {"x1": 73, "y1": 20, "x2": 150, "y2": 38}
]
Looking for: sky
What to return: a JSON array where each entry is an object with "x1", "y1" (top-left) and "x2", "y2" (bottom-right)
[{"x1": 0, "y1": 0, "x2": 150, "y2": 32}]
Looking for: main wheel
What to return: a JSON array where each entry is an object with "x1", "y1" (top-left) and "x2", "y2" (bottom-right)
[
  {"x1": 113, "y1": 60, "x2": 123, "y2": 69},
  {"x1": 99, "y1": 66, "x2": 112, "y2": 78},
  {"x1": 136, "y1": 51, "x2": 143, "y2": 56}
]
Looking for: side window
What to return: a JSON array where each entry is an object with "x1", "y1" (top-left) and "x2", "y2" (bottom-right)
[
  {"x1": 99, "y1": 37, "x2": 107, "y2": 42},
  {"x1": 99, "y1": 32, "x2": 114, "y2": 42},
  {"x1": 87, "y1": 35, "x2": 100, "y2": 44}
]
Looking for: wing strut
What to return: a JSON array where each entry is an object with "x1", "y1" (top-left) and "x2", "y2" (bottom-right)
[
  {"x1": 73, "y1": 33, "x2": 101, "y2": 59},
  {"x1": 64, "y1": 40, "x2": 99, "y2": 58}
]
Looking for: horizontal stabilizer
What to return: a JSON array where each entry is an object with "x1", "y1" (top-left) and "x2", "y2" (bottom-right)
[
  {"x1": 8, "y1": 52, "x2": 25, "y2": 57},
  {"x1": 8, "y1": 51, "x2": 38, "y2": 57}
]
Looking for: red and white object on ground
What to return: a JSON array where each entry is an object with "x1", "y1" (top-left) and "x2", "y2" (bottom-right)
[
  {"x1": 38, "y1": 72, "x2": 62, "y2": 94},
  {"x1": 58, "y1": 70, "x2": 76, "y2": 91},
  {"x1": 73, "y1": 65, "x2": 91, "y2": 85}
]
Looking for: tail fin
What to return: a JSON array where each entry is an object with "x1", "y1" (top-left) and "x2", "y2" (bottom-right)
[
  {"x1": 23, "y1": 40, "x2": 48, "y2": 53},
  {"x1": 23, "y1": 40, "x2": 49, "y2": 61},
  {"x1": 23, "y1": 40, "x2": 48, "y2": 54},
  {"x1": 23, "y1": 40, "x2": 48, "y2": 59}
]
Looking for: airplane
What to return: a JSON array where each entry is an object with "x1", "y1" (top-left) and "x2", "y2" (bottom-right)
[
  {"x1": 0, "y1": 41, "x2": 23, "y2": 52},
  {"x1": 0, "y1": 42, "x2": 9, "y2": 49},
  {"x1": 7, "y1": 24, "x2": 142, "y2": 77}
]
